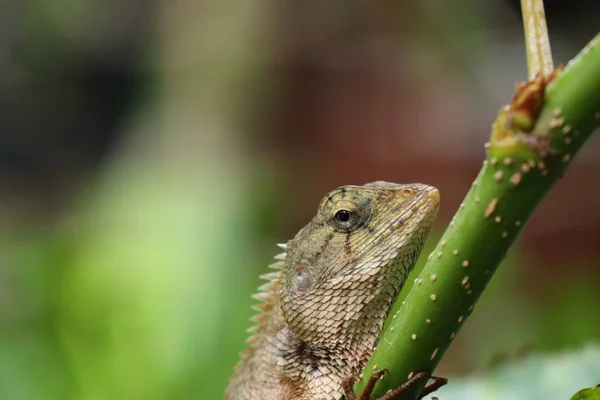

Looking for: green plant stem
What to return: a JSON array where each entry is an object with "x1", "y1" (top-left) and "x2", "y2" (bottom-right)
[
  {"x1": 521, "y1": 0, "x2": 554, "y2": 78},
  {"x1": 356, "y1": 33, "x2": 600, "y2": 399}
]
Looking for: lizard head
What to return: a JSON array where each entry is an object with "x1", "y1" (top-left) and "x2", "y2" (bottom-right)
[{"x1": 280, "y1": 181, "x2": 439, "y2": 348}]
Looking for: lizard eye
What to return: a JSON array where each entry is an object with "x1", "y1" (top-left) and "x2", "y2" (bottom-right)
[
  {"x1": 335, "y1": 210, "x2": 351, "y2": 222},
  {"x1": 324, "y1": 197, "x2": 370, "y2": 232},
  {"x1": 330, "y1": 207, "x2": 364, "y2": 231}
]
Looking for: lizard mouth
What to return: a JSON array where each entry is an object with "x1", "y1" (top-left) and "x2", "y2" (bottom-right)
[{"x1": 427, "y1": 187, "x2": 440, "y2": 207}]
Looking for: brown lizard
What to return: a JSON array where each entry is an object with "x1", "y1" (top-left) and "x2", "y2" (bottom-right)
[{"x1": 226, "y1": 181, "x2": 440, "y2": 400}]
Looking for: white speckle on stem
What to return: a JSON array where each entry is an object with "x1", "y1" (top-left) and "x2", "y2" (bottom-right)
[{"x1": 485, "y1": 199, "x2": 498, "y2": 218}]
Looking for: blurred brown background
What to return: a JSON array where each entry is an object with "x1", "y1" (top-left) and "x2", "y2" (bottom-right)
[{"x1": 0, "y1": 0, "x2": 599, "y2": 399}]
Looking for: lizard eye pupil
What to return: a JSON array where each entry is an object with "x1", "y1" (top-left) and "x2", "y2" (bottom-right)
[{"x1": 335, "y1": 210, "x2": 351, "y2": 222}]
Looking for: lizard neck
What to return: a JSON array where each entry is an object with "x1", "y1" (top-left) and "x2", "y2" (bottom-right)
[
  {"x1": 227, "y1": 292, "x2": 384, "y2": 400},
  {"x1": 273, "y1": 293, "x2": 392, "y2": 400}
]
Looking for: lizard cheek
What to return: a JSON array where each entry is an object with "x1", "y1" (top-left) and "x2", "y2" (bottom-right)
[{"x1": 292, "y1": 268, "x2": 312, "y2": 293}]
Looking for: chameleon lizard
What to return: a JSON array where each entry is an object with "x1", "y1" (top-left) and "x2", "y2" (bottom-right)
[{"x1": 226, "y1": 181, "x2": 440, "y2": 400}]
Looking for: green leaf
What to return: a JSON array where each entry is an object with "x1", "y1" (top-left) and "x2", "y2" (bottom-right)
[
  {"x1": 432, "y1": 345, "x2": 600, "y2": 400},
  {"x1": 570, "y1": 387, "x2": 600, "y2": 400}
]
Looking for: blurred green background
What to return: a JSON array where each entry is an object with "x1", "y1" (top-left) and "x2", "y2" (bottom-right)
[{"x1": 0, "y1": 0, "x2": 599, "y2": 399}]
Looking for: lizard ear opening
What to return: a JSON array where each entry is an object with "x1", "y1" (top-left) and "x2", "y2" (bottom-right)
[{"x1": 291, "y1": 268, "x2": 312, "y2": 293}]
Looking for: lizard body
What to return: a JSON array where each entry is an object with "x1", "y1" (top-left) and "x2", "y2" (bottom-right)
[{"x1": 226, "y1": 181, "x2": 440, "y2": 400}]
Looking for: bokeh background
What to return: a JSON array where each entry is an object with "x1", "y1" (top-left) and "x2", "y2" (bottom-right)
[{"x1": 1, "y1": 0, "x2": 599, "y2": 399}]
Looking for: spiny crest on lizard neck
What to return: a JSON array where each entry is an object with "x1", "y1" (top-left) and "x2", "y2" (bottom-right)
[{"x1": 280, "y1": 181, "x2": 439, "y2": 346}]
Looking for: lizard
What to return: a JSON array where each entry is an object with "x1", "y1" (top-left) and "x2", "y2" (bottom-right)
[{"x1": 226, "y1": 181, "x2": 441, "y2": 400}]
